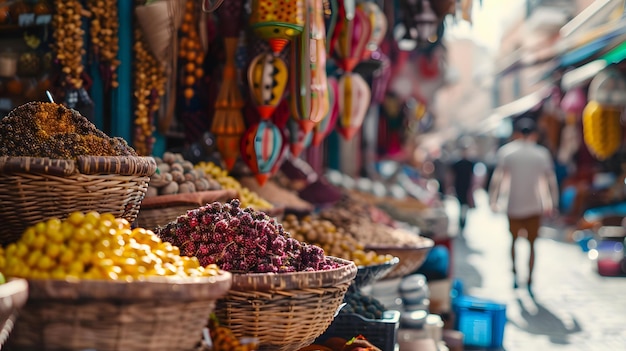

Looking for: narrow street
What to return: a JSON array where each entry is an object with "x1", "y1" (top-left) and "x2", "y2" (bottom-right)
[{"x1": 448, "y1": 189, "x2": 626, "y2": 351}]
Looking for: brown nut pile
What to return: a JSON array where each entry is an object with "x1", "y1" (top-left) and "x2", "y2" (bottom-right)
[
  {"x1": 282, "y1": 214, "x2": 393, "y2": 267},
  {"x1": 147, "y1": 152, "x2": 222, "y2": 197},
  {"x1": 319, "y1": 198, "x2": 425, "y2": 248}
]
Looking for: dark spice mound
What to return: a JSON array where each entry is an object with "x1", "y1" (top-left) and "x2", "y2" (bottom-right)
[{"x1": 0, "y1": 102, "x2": 137, "y2": 159}]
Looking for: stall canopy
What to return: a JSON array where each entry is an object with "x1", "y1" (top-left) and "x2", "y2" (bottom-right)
[{"x1": 562, "y1": 39, "x2": 626, "y2": 89}]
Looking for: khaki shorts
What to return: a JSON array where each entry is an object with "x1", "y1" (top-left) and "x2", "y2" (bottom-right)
[{"x1": 508, "y1": 215, "x2": 541, "y2": 242}]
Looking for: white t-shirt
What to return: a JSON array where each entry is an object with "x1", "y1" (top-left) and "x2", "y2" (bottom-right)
[{"x1": 496, "y1": 139, "x2": 554, "y2": 218}]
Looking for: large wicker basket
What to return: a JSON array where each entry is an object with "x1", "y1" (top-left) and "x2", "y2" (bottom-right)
[
  {"x1": 0, "y1": 279, "x2": 29, "y2": 348},
  {"x1": 7, "y1": 274, "x2": 232, "y2": 351},
  {"x1": 215, "y1": 257, "x2": 358, "y2": 351},
  {"x1": 0, "y1": 155, "x2": 156, "y2": 245},
  {"x1": 135, "y1": 189, "x2": 239, "y2": 230},
  {"x1": 367, "y1": 237, "x2": 435, "y2": 280}
]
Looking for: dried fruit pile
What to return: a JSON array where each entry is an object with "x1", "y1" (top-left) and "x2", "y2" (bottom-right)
[
  {"x1": 0, "y1": 102, "x2": 136, "y2": 158},
  {"x1": 155, "y1": 199, "x2": 339, "y2": 273},
  {"x1": 282, "y1": 214, "x2": 392, "y2": 267},
  {"x1": 196, "y1": 162, "x2": 273, "y2": 210},
  {"x1": 1, "y1": 211, "x2": 220, "y2": 281}
]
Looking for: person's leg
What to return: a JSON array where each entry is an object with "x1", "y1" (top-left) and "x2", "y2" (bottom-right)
[
  {"x1": 508, "y1": 217, "x2": 522, "y2": 288},
  {"x1": 459, "y1": 203, "x2": 467, "y2": 230},
  {"x1": 525, "y1": 215, "x2": 541, "y2": 291}
]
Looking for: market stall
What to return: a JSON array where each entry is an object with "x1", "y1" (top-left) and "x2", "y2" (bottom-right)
[{"x1": 0, "y1": 0, "x2": 477, "y2": 350}]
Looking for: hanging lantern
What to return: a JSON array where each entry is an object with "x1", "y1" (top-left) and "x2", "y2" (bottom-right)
[
  {"x1": 582, "y1": 100, "x2": 622, "y2": 161},
  {"x1": 249, "y1": 0, "x2": 305, "y2": 54},
  {"x1": 337, "y1": 72, "x2": 371, "y2": 140},
  {"x1": 287, "y1": 118, "x2": 313, "y2": 157},
  {"x1": 357, "y1": 2, "x2": 387, "y2": 58},
  {"x1": 588, "y1": 66, "x2": 626, "y2": 107},
  {"x1": 289, "y1": 8, "x2": 314, "y2": 133},
  {"x1": 313, "y1": 77, "x2": 339, "y2": 145},
  {"x1": 248, "y1": 53, "x2": 289, "y2": 120},
  {"x1": 240, "y1": 121, "x2": 285, "y2": 185},
  {"x1": 310, "y1": 0, "x2": 330, "y2": 124},
  {"x1": 333, "y1": 5, "x2": 371, "y2": 73}
]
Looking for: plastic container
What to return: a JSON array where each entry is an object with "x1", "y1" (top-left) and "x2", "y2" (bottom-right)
[
  {"x1": 452, "y1": 295, "x2": 506, "y2": 348},
  {"x1": 316, "y1": 310, "x2": 401, "y2": 351}
]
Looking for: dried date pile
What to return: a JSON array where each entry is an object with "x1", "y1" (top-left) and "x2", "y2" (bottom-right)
[{"x1": 0, "y1": 102, "x2": 137, "y2": 159}]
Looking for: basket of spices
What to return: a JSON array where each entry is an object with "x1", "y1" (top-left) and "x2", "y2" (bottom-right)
[
  {"x1": 4, "y1": 213, "x2": 232, "y2": 351},
  {"x1": 155, "y1": 199, "x2": 358, "y2": 351},
  {"x1": 0, "y1": 102, "x2": 156, "y2": 245}
]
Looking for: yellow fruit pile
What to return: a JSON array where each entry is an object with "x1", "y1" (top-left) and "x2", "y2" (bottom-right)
[
  {"x1": 2, "y1": 212, "x2": 220, "y2": 281},
  {"x1": 282, "y1": 214, "x2": 394, "y2": 267},
  {"x1": 196, "y1": 161, "x2": 273, "y2": 210},
  {"x1": 582, "y1": 101, "x2": 622, "y2": 160}
]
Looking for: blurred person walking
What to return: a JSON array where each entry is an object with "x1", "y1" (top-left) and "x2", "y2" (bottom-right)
[
  {"x1": 449, "y1": 138, "x2": 476, "y2": 233},
  {"x1": 488, "y1": 117, "x2": 559, "y2": 294}
]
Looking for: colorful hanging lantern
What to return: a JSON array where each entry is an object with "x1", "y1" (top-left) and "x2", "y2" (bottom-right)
[
  {"x1": 290, "y1": 0, "x2": 330, "y2": 133},
  {"x1": 333, "y1": 5, "x2": 371, "y2": 72},
  {"x1": 287, "y1": 118, "x2": 313, "y2": 157},
  {"x1": 249, "y1": 0, "x2": 305, "y2": 54},
  {"x1": 357, "y1": 2, "x2": 387, "y2": 58},
  {"x1": 310, "y1": 0, "x2": 330, "y2": 124},
  {"x1": 582, "y1": 100, "x2": 622, "y2": 161},
  {"x1": 248, "y1": 53, "x2": 289, "y2": 120},
  {"x1": 313, "y1": 77, "x2": 339, "y2": 146},
  {"x1": 240, "y1": 121, "x2": 285, "y2": 185},
  {"x1": 337, "y1": 72, "x2": 371, "y2": 140}
]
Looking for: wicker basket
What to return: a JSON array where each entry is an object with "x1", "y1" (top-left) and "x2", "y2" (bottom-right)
[
  {"x1": 0, "y1": 155, "x2": 156, "y2": 245},
  {"x1": 215, "y1": 257, "x2": 358, "y2": 351},
  {"x1": 136, "y1": 189, "x2": 239, "y2": 230},
  {"x1": 7, "y1": 274, "x2": 232, "y2": 351},
  {"x1": 366, "y1": 237, "x2": 435, "y2": 280},
  {"x1": 0, "y1": 279, "x2": 29, "y2": 348}
]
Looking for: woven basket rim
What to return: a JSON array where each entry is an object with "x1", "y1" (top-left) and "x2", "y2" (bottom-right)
[
  {"x1": 364, "y1": 236, "x2": 435, "y2": 251},
  {"x1": 0, "y1": 155, "x2": 157, "y2": 176},
  {"x1": 26, "y1": 272, "x2": 232, "y2": 301},
  {"x1": 230, "y1": 256, "x2": 357, "y2": 291}
]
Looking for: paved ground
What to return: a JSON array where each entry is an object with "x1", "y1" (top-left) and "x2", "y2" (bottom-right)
[{"x1": 447, "y1": 190, "x2": 626, "y2": 351}]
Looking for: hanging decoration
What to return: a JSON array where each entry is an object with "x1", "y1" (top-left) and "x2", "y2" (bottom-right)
[
  {"x1": 240, "y1": 120, "x2": 285, "y2": 185},
  {"x1": 287, "y1": 118, "x2": 313, "y2": 156},
  {"x1": 290, "y1": 0, "x2": 330, "y2": 141},
  {"x1": 323, "y1": 0, "x2": 339, "y2": 54},
  {"x1": 248, "y1": 53, "x2": 289, "y2": 120},
  {"x1": 178, "y1": 0, "x2": 206, "y2": 104},
  {"x1": 582, "y1": 67, "x2": 626, "y2": 160},
  {"x1": 337, "y1": 71, "x2": 371, "y2": 140},
  {"x1": 249, "y1": 0, "x2": 305, "y2": 54},
  {"x1": 332, "y1": 3, "x2": 372, "y2": 140},
  {"x1": 358, "y1": 1, "x2": 387, "y2": 59},
  {"x1": 313, "y1": 77, "x2": 339, "y2": 146},
  {"x1": 88, "y1": 0, "x2": 119, "y2": 89},
  {"x1": 211, "y1": 0, "x2": 246, "y2": 170},
  {"x1": 52, "y1": 0, "x2": 85, "y2": 90}
]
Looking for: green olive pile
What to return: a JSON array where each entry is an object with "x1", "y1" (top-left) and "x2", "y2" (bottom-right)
[{"x1": 281, "y1": 214, "x2": 393, "y2": 267}]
